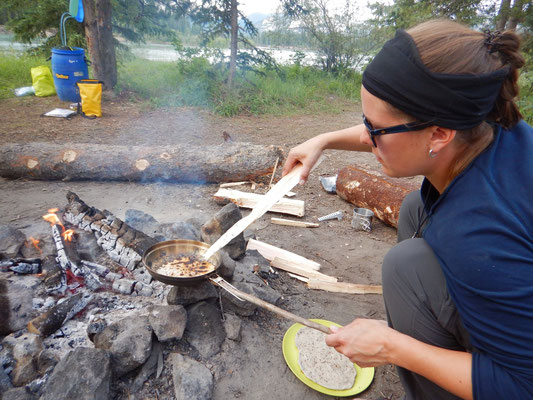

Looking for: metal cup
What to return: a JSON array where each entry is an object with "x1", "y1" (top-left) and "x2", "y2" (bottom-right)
[{"x1": 352, "y1": 207, "x2": 374, "y2": 232}]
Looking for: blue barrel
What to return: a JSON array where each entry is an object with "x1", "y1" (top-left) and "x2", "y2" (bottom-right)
[{"x1": 51, "y1": 47, "x2": 89, "y2": 102}]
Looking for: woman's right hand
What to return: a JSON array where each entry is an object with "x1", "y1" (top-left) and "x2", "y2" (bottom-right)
[{"x1": 282, "y1": 135, "x2": 326, "y2": 184}]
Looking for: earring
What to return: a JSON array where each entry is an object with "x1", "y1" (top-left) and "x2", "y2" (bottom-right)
[{"x1": 429, "y1": 149, "x2": 437, "y2": 158}]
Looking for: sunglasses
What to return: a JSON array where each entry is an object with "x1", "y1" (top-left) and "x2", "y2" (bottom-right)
[{"x1": 362, "y1": 114, "x2": 434, "y2": 147}]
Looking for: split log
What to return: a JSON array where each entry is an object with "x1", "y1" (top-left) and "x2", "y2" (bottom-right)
[
  {"x1": 246, "y1": 239, "x2": 320, "y2": 271},
  {"x1": 270, "y1": 257, "x2": 336, "y2": 282},
  {"x1": 63, "y1": 192, "x2": 158, "y2": 270},
  {"x1": 28, "y1": 293, "x2": 93, "y2": 337},
  {"x1": 214, "y1": 188, "x2": 305, "y2": 217},
  {"x1": 0, "y1": 142, "x2": 284, "y2": 183},
  {"x1": 270, "y1": 217, "x2": 319, "y2": 228},
  {"x1": 307, "y1": 278, "x2": 383, "y2": 294},
  {"x1": 336, "y1": 165, "x2": 419, "y2": 228}
]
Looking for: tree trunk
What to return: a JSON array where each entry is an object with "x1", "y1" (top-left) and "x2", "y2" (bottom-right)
[
  {"x1": 0, "y1": 142, "x2": 284, "y2": 183},
  {"x1": 496, "y1": 0, "x2": 512, "y2": 30},
  {"x1": 509, "y1": 0, "x2": 524, "y2": 30},
  {"x1": 228, "y1": 0, "x2": 239, "y2": 87},
  {"x1": 82, "y1": 0, "x2": 117, "y2": 90},
  {"x1": 335, "y1": 165, "x2": 419, "y2": 228}
]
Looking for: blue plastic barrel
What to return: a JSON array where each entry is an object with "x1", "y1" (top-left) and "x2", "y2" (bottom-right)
[{"x1": 51, "y1": 47, "x2": 89, "y2": 102}]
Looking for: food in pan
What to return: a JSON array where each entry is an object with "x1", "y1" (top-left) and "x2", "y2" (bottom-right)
[
  {"x1": 156, "y1": 254, "x2": 216, "y2": 278},
  {"x1": 295, "y1": 327, "x2": 357, "y2": 390}
]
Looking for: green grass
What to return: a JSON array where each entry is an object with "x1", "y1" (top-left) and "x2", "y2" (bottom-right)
[{"x1": 0, "y1": 51, "x2": 51, "y2": 99}]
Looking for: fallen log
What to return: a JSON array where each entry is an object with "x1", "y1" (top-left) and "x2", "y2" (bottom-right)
[
  {"x1": 0, "y1": 142, "x2": 284, "y2": 183},
  {"x1": 336, "y1": 166, "x2": 420, "y2": 228}
]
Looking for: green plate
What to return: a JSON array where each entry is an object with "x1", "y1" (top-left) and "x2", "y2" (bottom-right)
[{"x1": 282, "y1": 319, "x2": 375, "y2": 397}]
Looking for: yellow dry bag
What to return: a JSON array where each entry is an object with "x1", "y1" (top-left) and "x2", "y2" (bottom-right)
[
  {"x1": 31, "y1": 66, "x2": 56, "y2": 97},
  {"x1": 77, "y1": 79, "x2": 103, "y2": 118}
]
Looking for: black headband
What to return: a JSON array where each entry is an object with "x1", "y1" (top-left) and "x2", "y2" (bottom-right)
[{"x1": 362, "y1": 29, "x2": 510, "y2": 130}]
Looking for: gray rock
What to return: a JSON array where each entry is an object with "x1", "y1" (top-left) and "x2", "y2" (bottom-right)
[
  {"x1": 74, "y1": 231, "x2": 105, "y2": 262},
  {"x1": 124, "y1": 209, "x2": 160, "y2": 236},
  {"x1": 183, "y1": 302, "x2": 225, "y2": 359},
  {"x1": 131, "y1": 341, "x2": 162, "y2": 392},
  {"x1": 40, "y1": 347, "x2": 111, "y2": 400},
  {"x1": 0, "y1": 364, "x2": 13, "y2": 392},
  {"x1": 158, "y1": 221, "x2": 201, "y2": 241},
  {"x1": 0, "y1": 279, "x2": 34, "y2": 335},
  {"x1": 221, "y1": 260, "x2": 281, "y2": 316},
  {"x1": 93, "y1": 314, "x2": 153, "y2": 377},
  {"x1": 147, "y1": 305, "x2": 187, "y2": 342},
  {"x1": 218, "y1": 250, "x2": 236, "y2": 281},
  {"x1": 37, "y1": 349, "x2": 59, "y2": 374},
  {"x1": 0, "y1": 226, "x2": 26, "y2": 259},
  {"x1": 167, "y1": 281, "x2": 218, "y2": 306},
  {"x1": 243, "y1": 249, "x2": 271, "y2": 274},
  {"x1": 2, "y1": 387, "x2": 36, "y2": 400},
  {"x1": 170, "y1": 353, "x2": 213, "y2": 400},
  {"x1": 10, "y1": 333, "x2": 43, "y2": 386},
  {"x1": 223, "y1": 313, "x2": 242, "y2": 341},
  {"x1": 201, "y1": 203, "x2": 246, "y2": 260}
]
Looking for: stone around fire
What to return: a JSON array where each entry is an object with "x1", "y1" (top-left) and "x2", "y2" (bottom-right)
[{"x1": 170, "y1": 353, "x2": 214, "y2": 400}]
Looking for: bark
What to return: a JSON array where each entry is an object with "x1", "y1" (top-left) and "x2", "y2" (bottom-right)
[
  {"x1": 335, "y1": 165, "x2": 419, "y2": 228},
  {"x1": 509, "y1": 0, "x2": 525, "y2": 30},
  {"x1": 228, "y1": 0, "x2": 239, "y2": 87},
  {"x1": 496, "y1": 0, "x2": 512, "y2": 30},
  {"x1": 82, "y1": 0, "x2": 117, "y2": 90},
  {"x1": 0, "y1": 142, "x2": 284, "y2": 183}
]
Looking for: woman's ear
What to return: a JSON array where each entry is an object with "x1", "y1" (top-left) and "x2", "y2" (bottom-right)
[{"x1": 429, "y1": 126, "x2": 456, "y2": 153}]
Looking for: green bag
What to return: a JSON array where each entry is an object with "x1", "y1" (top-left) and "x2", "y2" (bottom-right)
[{"x1": 31, "y1": 66, "x2": 56, "y2": 97}]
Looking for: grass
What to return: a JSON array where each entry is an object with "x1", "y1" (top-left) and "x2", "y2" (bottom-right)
[{"x1": 0, "y1": 51, "x2": 51, "y2": 99}]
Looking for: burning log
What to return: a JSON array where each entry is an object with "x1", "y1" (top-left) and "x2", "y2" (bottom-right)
[
  {"x1": 0, "y1": 258, "x2": 41, "y2": 274},
  {"x1": 0, "y1": 142, "x2": 285, "y2": 183},
  {"x1": 27, "y1": 293, "x2": 93, "y2": 337},
  {"x1": 336, "y1": 165, "x2": 419, "y2": 228},
  {"x1": 63, "y1": 192, "x2": 157, "y2": 270}
]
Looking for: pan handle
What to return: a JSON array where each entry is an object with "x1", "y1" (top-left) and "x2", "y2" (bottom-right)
[{"x1": 210, "y1": 276, "x2": 331, "y2": 334}]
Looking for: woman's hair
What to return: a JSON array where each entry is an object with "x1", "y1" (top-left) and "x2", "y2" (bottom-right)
[{"x1": 396, "y1": 19, "x2": 525, "y2": 182}]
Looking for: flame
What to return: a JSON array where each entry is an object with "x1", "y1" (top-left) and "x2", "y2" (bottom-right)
[
  {"x1": 42, "y1": 207, "x2": 65, "y2": 233},
  {"x1": 26, "y1": 237, "x2": 42, "y2": 254},
  {"x1": 63, "y1": 229, "x2": 75, "y2": 242}
]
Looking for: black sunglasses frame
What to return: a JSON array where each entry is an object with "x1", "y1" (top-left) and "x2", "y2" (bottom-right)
[{"x1": 362, "y1": 114, "x2": 434, "y2": 147}]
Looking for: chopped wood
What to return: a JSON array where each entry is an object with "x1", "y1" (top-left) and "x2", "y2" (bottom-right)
[
  {"x1": 307, "y1": 278, "x2": 383, "y2": 294},
  {"x1": 247, "y1": 238, "x2": 320, "y2": 271},
  {"x1": 336, "y1": 165, "x2": 419, "y2": 228},
  {"x1": 27, "y1": 293, "x2": 93, "y2": 337},
  {"x1": 219, "y1": 181, "x2": 250, "y2": 188},
  {"x1": 288, "y1": 273, "x2": 309, "y2": 283},
  {"x1": 271, "y1": 257, "x2": 336, "y2": 282},
  {"x1": 214, "y1": 188, "x2": 305, "y2": 217},
  {"x1": 0, "y1": 142, "x2": 284, "y2": 183},
  {"x1": 268, "y1": 157, "x2": 280, "y2": 188},
  {"x1": 285, "y1": 191, "x2": 296, "y2": 197},
  {"x1": 270, "y1": 217, "x2": 319, "y2": 228}
]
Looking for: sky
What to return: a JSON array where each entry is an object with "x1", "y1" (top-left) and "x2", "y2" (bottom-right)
[{"x1": 238, "y1": 0, "x2": 374, "y2": 17}]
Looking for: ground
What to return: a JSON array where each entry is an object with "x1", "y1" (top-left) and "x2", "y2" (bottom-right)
[{"x1": 0, "y1": 94, "x2": 405, "y2": 399}]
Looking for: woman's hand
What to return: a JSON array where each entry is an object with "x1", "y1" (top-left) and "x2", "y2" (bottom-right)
[
  {"x1": 282, "y1": 135, "x2": 326, "y2": 184},
  {"x1": 325, "y1": 319, "x2": 395, "y2": 367}
]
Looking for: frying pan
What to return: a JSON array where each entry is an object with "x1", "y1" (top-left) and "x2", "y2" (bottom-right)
[{"x1": 143, "y1": 239, "x2": 330, "y2": 334}]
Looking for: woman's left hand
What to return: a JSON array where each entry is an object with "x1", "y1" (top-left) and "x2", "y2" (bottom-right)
[{"x1": 325, "y1": 318, "x2": 395, "y2": 367}]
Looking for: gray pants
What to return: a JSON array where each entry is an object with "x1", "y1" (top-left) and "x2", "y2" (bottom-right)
[{"x1": 383, "y1": 191, "x2": 472, "y2": 400}]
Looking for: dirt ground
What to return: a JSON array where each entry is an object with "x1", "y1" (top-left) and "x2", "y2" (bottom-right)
[{"x1": 0, "y1": 94, "x2": 405, "y2": 399}]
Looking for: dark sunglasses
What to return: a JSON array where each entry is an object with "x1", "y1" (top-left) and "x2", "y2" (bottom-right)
[{"x1": 362, "y1": 114, "x2": 434, "y2": 147}]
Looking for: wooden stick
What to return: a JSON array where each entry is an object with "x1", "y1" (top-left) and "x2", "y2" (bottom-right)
[
  {"x1": 247, "y1": 238, "x2": 321, "y2": 271},
  {"x1": 288, "y1": 273, "x2": 309, "y2": 282},
  {"x1": 271, "y1": 217, "x2": 319, "y2": 228},
  {"x1": 307, "y1": 278, "x2": 383, "y2": 294},
  {"x1": 212, "y1": 277, "x2": 330, "y2": 334},
  {"x1": 271, "y1": 257, "x2": 337, "y2": 282},
  {"x1": 219, "y1": 181, "x2": 249, "y2": 188},
  {"x1": 214, "y1": 188, "x2": 305, "y2": 217},
  {"x1": 269, "y1": 157, "x2": 280, "y2": 188}
]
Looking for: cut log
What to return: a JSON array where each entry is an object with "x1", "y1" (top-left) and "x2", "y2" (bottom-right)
[
  {"x1": 214, "y1": 188, "x2": 305, "y2": 217},
  {"x1": 27, "y1": 293, "x2": 93, "y2": 337},
  {"x1": 270, "y1": 217, "x2": 319, "y2": 228},
  {"x1": 0, "y1": 142, "x2": 284, "y2": 183},
  {"x1": 307, "y1": 278, "x2": 383, "y2": 294},
  {"x1": 246, "y1": 239, "x2": 320, "y2": 271},
  {"x1": 271, "y1": 257, "x2": 336, "y2": 282},
  {"x1": 336, "y1": 166, "x2": 419, "y2": 228}
]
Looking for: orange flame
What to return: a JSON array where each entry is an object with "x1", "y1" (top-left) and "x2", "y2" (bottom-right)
[
  {"x1": 26, "y1": 237, "x2": 42, "y2": 254},
  {"x1": 43, "y1": 208, "x2": 65, "y2": 233},
  {"x1": 63, "y1": 229, "x2": 75, "y2": 242}
]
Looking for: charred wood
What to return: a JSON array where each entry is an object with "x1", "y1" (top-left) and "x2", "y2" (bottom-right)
[
  {"x1": 0, "y1": 258, "x2": 41, "y2": 274},
  {"x1": 27, "y1": 293, "x2": 93, "y2": 337},
  {"x1": 0, "y1": 142, "x2": 285, "y2": 183}
]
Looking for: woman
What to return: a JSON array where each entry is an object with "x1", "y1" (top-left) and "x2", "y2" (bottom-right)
[{"x1": 282, "y1": 20, "x2": 533, "y2": 400}]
